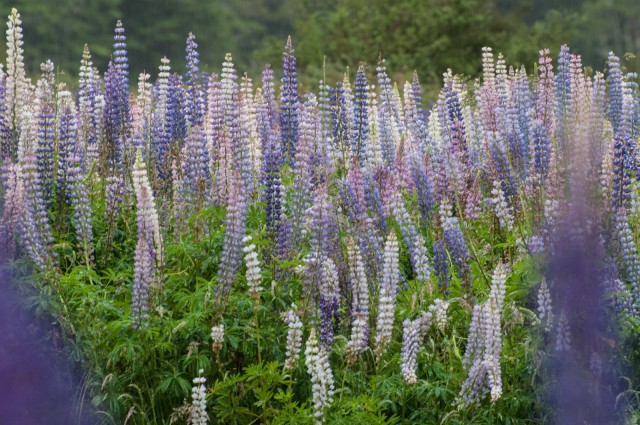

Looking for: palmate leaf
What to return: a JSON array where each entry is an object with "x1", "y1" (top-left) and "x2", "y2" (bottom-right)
[{"x1": 157, "y1": 369, "x2": 190, "y2": 398}]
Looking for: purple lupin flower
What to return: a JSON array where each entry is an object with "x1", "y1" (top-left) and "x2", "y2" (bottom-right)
[
  {"x1": 364, "y1": 167, "x2": 388, "y2": 234},
  {"x1": 103, "y1": 61, "x2": 127, "y2": 169},
  {"x1": 306, "y1": 183, "x2": 338, "y2": 257},
  {"x1": 215, "y1": 169, "x2": 247, "y2": 314},
  {"x1": 103, "y1": 20, "x2": 131, "y2": 170},
  {"x1": 166, "y1": 73, "x2": 188, "y2": 149},
  {"x1": 280, "y1": 36, "x2": 300, "y2": 165}
]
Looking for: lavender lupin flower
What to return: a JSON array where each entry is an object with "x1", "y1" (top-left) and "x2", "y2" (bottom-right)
[
  {"x1": 185, "y1": 32, "x2": 203, "y2": 127},
  {"x1": 0, "y1": 160, "x2": 24, "y2": 260},
  {"x1": 131, "y1": 149, "x2": 163, "y2": 329},
  {"x1": 215, "y1": 169, "x2": 247, "y2": 313},
  {"x1": 17, "y1": 149, "x2": 55, "y2": 271}
]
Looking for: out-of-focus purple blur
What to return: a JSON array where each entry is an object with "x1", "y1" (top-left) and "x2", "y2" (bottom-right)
[{"x1": 0, "y1": 269, "x2": 97, "y2": 425}]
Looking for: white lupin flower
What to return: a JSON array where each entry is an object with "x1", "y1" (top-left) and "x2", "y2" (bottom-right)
[
  {"x1": 305, "y1": 328, "x2": 334, "y2": 423},
  {"x1": 346, "y1": 239, "x2": 369, "y2": 362},
  {"x1": 555, "y1": 312, "x2": 572, "y2": 352},
  {"x1": 490, "y1": 180, "x2": 514, "y2": 231},
  {"x1": 400, "y1": 317, "x2": 422, "y2": 384},
  {"x1": 283, "y1": 304, "x2": 303, "y2": 371},
  {"x1": 537, "y1": 278, "x2": 553, "y2": 329},
  {"x1": 210, "y1": 324, "x2": 224, "y2": 354},
  {"x1": 190, "y1": 369, "x2": 208, "y2": 425},
  {"x1": 374, "y1": 230, "x2": 399, "y2": 359},
  {"x1": 458, "y1": 263, "x2": 506, "y2": 405},
  {"x1": 429, "y1": 299, "x2": 450, "y2": 332},
  {"x1": 243, "y1": 235, "x2": 262, "y2": 301}
]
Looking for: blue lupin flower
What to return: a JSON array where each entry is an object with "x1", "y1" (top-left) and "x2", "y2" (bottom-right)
[
  {"x1": 530, "y1": 120, "x2": 550, "y2": 184},
  {"x1": 607, "y1": 52, "x2": 624, "y2": 136},
  {"x1": 280, "y1": 36, "x2": 300, "y2": 165},
  {"x1": 612, "y1": 135, "x2": 631, "y2": 211},
  {"x1": 433, "y1": 239, "x2": 450, "y2": 298},
  {"x1": 261, "y1": 129, "x2": 283, "y2": 236}
]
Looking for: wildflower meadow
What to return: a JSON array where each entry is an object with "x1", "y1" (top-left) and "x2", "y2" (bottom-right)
[{"x1": 2, "y1": 7, "x2": 640, "y2": 425}]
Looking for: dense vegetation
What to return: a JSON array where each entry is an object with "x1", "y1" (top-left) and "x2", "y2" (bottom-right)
[
  {"x1": 2, "y1": 6, "x2": 640, "y2": 425},
  {"x1": 4, "y1": 0, "x2": 640, "y2": 90}
]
